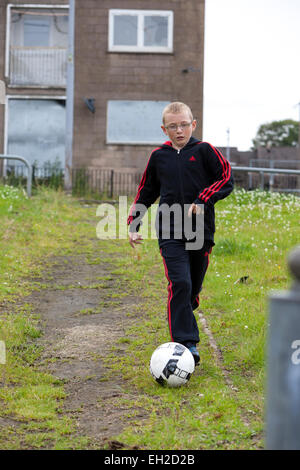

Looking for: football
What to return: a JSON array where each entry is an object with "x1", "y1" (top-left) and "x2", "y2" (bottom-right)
[{"x1": 149, "y1": 342, "x2": 195, "y2": 387}]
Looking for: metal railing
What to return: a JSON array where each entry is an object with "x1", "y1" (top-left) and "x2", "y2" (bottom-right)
[
  {"x1": 232, "y1": 166, "x2": 300, "y2": 192},
  {"x1": 1, "y1": 162, "x2": 300, "y2": 199},
  {"x1": 9, "y1": 47, "x2": 67, "y2": 87},
  {"x1": 266, "y1": 245, "x2": 300, "y2": 449},
  {"x1": 0, "y1": 155, "x2": 32, "y2": 197},
  {"x1": 248, "y1": 160, "x2": 300, "y2": 192},
  {"x1": 71, "y1": 168, "x2": 142, "y2": 198}
]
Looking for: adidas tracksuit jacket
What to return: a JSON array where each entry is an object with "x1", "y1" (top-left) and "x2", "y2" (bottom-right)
[{"x1": 127, "y1": 137, "x2": 234, "y2": 346}]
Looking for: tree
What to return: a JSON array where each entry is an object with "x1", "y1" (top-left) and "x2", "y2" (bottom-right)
[{"x1": 252, "y1": 119, "x2": 299, "y2": 149}]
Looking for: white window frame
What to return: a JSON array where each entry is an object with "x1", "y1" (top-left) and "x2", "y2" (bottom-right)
[
  {"x1": 106, "y1": 100, "x2": 170, "y2": 145},
  {"x1": 108, "y1": 9, "x2": 173, "y2": 53},
  {"x1": 5, "y1": 4, "x2": 69, "y2": 80}
]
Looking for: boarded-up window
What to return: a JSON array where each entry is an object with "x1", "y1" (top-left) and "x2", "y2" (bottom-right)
[
  {"x1": 107, "y1": 101, "x2": 169, "y2": 144},
  {"x1": 7, "y1": 98, "x2": 66, "y2": 168},
  {"x1": 109, "y1": 10, "x2": 173, "y2": 53}
]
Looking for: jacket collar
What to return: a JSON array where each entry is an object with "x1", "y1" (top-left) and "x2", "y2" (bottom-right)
[{"x1": 161, "y1": 136, "x2": 200, "y2": 149}]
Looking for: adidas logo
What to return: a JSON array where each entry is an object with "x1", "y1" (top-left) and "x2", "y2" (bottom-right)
[{"x1": 189, "y1": 156, "x2": 196, "y2": 161}]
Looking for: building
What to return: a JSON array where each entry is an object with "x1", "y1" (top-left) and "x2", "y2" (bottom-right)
[
  {"x1": 0, "y1": 0, "x2": 69, "y2": 172},
  {"x1": 0, "y1": 0, "x2": 205, "y2": 174}
]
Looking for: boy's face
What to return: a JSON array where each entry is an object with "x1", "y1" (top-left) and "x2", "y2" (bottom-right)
[{"x1": 161, "y1": 110, "x2": 196, "y2": 150}]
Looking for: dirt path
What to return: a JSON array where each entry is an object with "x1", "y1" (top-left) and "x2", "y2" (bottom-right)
[
  {"x1": 2, "y1": 235, "x2": 257, "y2": 449},
  {"x1": 26, "y1": 250, "x2": 142, "y2": 449}
]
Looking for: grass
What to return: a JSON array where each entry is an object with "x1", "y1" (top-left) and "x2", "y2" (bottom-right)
[
  {"x1": 0, "y1": 184, "x2": 299, "y2": 449},
  {"x1": 0, "y1": 185, "x2": 96, "y2": 449},
  {"x1": 101, "y1": 189, "x2": 300, "y2": 449}
]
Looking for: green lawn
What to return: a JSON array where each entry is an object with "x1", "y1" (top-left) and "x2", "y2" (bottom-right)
[{"x1": 0, "y1": 185, "x2": 299, "y2": 449}]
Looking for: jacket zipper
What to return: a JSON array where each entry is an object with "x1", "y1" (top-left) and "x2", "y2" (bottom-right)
[{"x1": 176, "y1": 148, "x2": 185, "y2": 207}]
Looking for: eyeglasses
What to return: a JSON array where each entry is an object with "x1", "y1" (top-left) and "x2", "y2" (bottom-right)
[{"x1": 164, "y1": 122, "x2": 193, "y2": 131}]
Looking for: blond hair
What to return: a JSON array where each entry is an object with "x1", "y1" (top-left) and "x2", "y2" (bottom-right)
[{"x1": 162, "y1": 102, "x2": 193, "y2": 124}]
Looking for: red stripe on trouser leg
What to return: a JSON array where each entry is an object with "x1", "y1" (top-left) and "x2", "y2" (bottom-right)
[
  {"x1": 160, "y1": 248, "x2": 174, "y2": 342},
  {"x1": 204, "y1": 245, "x2": 213, "y2": 268}
]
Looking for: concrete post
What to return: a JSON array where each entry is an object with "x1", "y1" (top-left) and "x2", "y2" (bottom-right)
[{"x1": 266, "y1": 245, "x2": 300, "y2": 449}]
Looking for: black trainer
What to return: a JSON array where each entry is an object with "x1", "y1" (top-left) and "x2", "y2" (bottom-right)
[{"x1": 189, "y1": 345, "x2": 200, "y2": 365}]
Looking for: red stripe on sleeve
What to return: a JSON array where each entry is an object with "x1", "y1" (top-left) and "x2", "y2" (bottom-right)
[
  {"x1": 198, "y1": 143, "x2": 231, "y2": 203},
  {"x1": 127, "y1": 147, "x2": 161, "y2": 224}
]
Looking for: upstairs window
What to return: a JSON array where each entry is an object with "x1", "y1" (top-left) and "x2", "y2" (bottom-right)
[
  {"x1": 6, "y1": 5, "x2": 68, "y2": 88},
  {"x1": 109, "y1": 9, "x2": 173, "y2": 53},
  {"x1": 23, "y1": 15, "x2": 51, "y2": 47}
]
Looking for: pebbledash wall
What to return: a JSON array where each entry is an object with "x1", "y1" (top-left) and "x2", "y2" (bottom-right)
[{"x1": 73, "y1": 0, "x2": 205, "y2": 172}]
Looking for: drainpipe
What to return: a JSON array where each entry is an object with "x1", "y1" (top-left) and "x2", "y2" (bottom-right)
[{"x1": 65, "y1": 0, "x2": 75, "y2": 191}]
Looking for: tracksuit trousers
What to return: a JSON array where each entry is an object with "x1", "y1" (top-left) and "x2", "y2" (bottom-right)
[{"x1": 159, "y1": 239, "x2": 213, "y2": 346}]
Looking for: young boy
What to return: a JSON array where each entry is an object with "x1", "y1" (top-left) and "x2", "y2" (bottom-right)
[{"x1": 127, "y1": 102, "x2": 234, "y2": 364}]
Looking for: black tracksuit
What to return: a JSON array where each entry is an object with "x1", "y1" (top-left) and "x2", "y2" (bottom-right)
[{"x1": 128, "y1": 137, "x2": 234, "y2": 346}]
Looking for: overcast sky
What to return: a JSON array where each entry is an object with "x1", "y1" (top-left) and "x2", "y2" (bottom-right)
[{"x1": 203, "y1": 0, "x2": 300, "y2": 150}]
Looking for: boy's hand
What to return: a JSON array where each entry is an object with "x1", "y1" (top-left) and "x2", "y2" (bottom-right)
[
  {"x1": 187, "y1": 203, "x2": 204, "y2": 218},
  {"x1": 129, "y1": 232, "x2": 143, "y2": 248}
]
